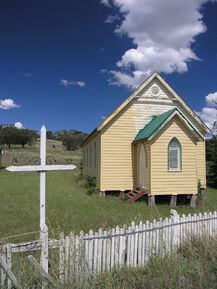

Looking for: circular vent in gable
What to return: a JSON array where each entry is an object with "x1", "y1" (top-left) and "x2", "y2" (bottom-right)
[{"x1": 151, "y1": 85, "x2": 160, "y2": 97}]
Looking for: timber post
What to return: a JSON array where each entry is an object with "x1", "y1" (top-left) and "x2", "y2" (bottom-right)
[
  {"x1": 28, "y1": 255, "x2": 57, "y2": 287},
  {"x1": 0, "y1": 253, "x2": 22, "y2": 289},
  {"x1": 170, "y1": 209, "x2": 180, "y2": 248},
  {"x1": 0, "y1": 145, "x2": 3, "y2": 169},
  {"x1": 5, "y1": 125, "x2": 76, "y2": 285},
  {"x1": 40, "y1": 224, "x2": 48, "y2": 274}
]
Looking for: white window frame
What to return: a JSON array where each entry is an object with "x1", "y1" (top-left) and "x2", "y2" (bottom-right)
[{"x1": 168, "y1": 138, "x2": 182, "y2": 171}]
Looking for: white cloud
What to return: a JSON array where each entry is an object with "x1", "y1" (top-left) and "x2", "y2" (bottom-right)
[
  {"x1": 14, "y1": 122, "x2": 24, "y2": 129},
  {"x1": 198, "y1": 107, "x2": 217, "y2": 130},
  {"x1": 105, "y1": 14, "x2": 120, "y2": 24},
  {"x1": 198, "y1": 91, "x2": 217, "y2": 133},
  {"x1": 102, "y1": 0, "x2": 214, "y2": 88},
  {"x1": 60, "y1": 79, "x2": 69, "y2": 87},
  {"x1": 19, "y1": 72, "x2": 32, "y2": 77},
  {"x1": 72, "y1": 81, "x2": 86, "y2": 87},
  {"x1": 60, "y1": 79, "x2": 86, "y2": 87},
  {"x1": 101, "y1": 0, "x2": 112, "y2": 7},
  {"x1": 0, "y1": 99, "x2": 20, "y2": 110},
  {"x1": 205, "y1": 92, "x2": 217, "y2": 107}
]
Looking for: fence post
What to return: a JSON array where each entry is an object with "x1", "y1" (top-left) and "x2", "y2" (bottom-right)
[
  {"x1": 1, "y1": 246, "x2": 6, "y2": 287},
  {"x1": 40, "y1": 224, "x2": 48, "y2": 272},
  {"x1": 59, "y1": 232, "x2": 65, "y2": 283},
  {"x1": 170, "y1": 209, "x2": 180, "y2": 249},
  {"x1": 28, "y1": 255, "x2": 57, "y2": 287},
  {"x1": 40, "y1": 224, "x2": 48, "y2": 289},
  {"x1": 6, "y1": 244, "x2": 12, "y2": 289},
  {"x1": 0, "y1": 254, "x2": 21, "y2": 289},
  {"x1": 64, "y1": 236, "x2": 70, "y2": 282}
]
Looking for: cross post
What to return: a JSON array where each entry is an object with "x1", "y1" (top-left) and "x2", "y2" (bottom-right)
[
  {"x1": 6, "y1": 126, "x2": 76, "y2": 276},
  {"x1": 40, "y1": 126, "x2": 46, "y2": 227}
]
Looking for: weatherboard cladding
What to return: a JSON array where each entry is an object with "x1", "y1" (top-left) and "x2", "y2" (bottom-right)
[
  {"x1": 150, "y1": 115, "x2": 199, "y2": 195},
  {"x1": 81, "y1": 73, "x2": 207, "y2": 192}
]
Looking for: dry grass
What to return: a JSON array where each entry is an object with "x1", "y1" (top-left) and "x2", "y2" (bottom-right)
[{"x1": 2, "y1": 236, "x2": 217, "y2": 289}]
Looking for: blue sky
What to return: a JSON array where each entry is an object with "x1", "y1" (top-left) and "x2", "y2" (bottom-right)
[{"x1": 0, "y1": 0, "x2": 217, "y2": 133}]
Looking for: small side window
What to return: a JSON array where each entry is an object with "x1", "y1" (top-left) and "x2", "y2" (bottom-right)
[
  {"x1": 90, "y1": 144, "x2": 92, "y2": 167},
  {"x1": 94, "y1": 142, "x2": 97, "y2": 167},
  {"x1": 168, "y1": 138, "x2": 182, "y2": 171}
]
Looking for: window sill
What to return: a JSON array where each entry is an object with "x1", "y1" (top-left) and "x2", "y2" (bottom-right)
[{"x1": 168, "y1": 169, "x2": 182, "y2": 172}]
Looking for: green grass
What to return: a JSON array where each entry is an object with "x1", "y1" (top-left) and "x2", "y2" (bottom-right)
[{"x1": 0, "y1": 141, "x2": 217, "y2": 243}]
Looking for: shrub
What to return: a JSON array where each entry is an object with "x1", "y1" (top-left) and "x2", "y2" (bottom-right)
[{"x1": 84, "y1": 176, "x2": 98, "y2": 195}]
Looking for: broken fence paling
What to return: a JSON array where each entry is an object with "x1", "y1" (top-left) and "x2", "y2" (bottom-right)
[{"x1": 1, "y1": 210, "x2": 217, "y2": 286}]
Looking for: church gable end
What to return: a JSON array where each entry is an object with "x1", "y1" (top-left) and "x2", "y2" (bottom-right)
[{"x1": 137, "y1": 77, "x2": 174, "y2": 103}]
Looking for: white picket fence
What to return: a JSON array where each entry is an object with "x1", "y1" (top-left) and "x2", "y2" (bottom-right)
[{"x1": 1, "y1": 210, "x2": 217, "y2": 286}]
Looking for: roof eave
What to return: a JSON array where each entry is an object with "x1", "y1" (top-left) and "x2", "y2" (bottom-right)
[
  {"x1": 134, "y1": 108, "x2": 204, "y2": 143},
  {"x1": 81, "y1": 128, "x2": 98, "y2": 147},
  {"x1": 147, "y1": 110, "x2": 204, "y2": 141}
]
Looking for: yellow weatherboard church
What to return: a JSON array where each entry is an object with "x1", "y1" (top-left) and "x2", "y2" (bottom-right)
[{"x1": 81, "y1": 72, "x2": 209, "y2": 206}]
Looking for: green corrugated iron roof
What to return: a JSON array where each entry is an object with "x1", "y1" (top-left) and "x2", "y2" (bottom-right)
[
  {"x1": 135, "y1": 108, "x2": 176, "y2": 141},
  {"x1": 134, "y1": 108, "x2": 202, "y2": 141}
]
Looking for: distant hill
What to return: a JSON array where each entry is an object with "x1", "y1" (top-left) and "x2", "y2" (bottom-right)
[
  {"x1": 47, "y1": 129, "x2": 88, "y2": 151},
  {"x1": 0, "y1": 139, "x2": 81, "y2": 167},
  {"x1": 0, "y1": 124, "x2": 88, "y2": 152}
]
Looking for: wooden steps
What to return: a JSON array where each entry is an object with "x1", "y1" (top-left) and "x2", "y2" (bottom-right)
[{"x1": 127, "y1": 188, "x2": 148, "y2": 204}]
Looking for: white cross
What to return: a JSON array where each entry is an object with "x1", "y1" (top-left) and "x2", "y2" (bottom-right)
[{"x1": 6, "y1": 125, "x2": 76, "y2": 274}]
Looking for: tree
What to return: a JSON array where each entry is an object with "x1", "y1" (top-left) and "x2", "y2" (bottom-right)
[
  {"x1": 0, "y1": 126, "x2": 37, "y2": 148},
  {"x1": 47, "y1": 130, "x2": 55, "y2": 140},
  {"x1": 0, "y1": 126, "x2": 17, "y2": 148},
  {"x1": 206, "y1": 136, "x2": 217, "y2": 188},
  {"x1": 55, "y1": 130, "x2": 66, "y2": 140},
  {"x1": 61, "y1": 131, "x2": 87, "y2": 151},
  {"x1": 17, "y1": 129, "x2": 37, "y2": 147}
]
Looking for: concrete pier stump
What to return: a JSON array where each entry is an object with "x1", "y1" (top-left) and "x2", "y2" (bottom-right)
[
  {"x1": 100, "y1": 191, "x2": 106, "y2": 197},
  {"x1": 148, "y1": 195, "x2": 155, "y2": 207},
  {"x1": 170, "y1": 195, "x2": 177, "y2": 207},
  {"x1": 119, "y1": 190, "x2": 125, "y2": 199},
  {"x1": 190, "y1": 195, "x2": 197, "y2": 208}
]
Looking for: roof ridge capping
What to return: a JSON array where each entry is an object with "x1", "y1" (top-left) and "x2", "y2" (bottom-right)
[{"x1": 134, "y1": 107, "x2": 204, "y2": 142}]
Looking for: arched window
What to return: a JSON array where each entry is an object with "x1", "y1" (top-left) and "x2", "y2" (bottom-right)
[{"x1": 168, "y1": 138, "x2": 182, "y2": 171}]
